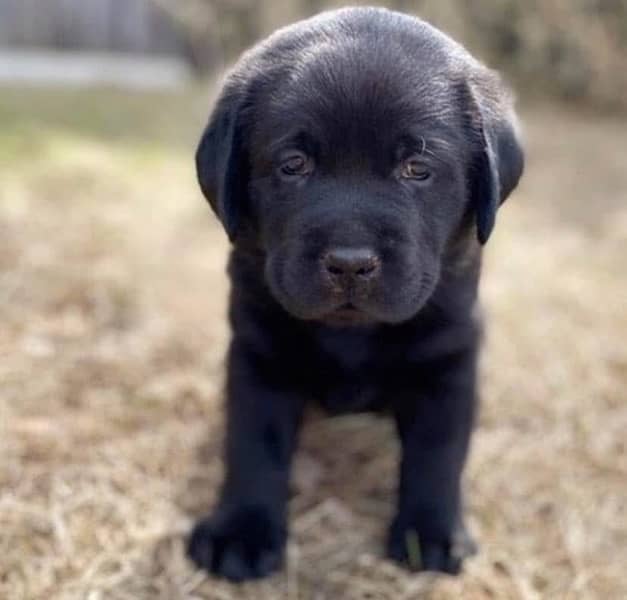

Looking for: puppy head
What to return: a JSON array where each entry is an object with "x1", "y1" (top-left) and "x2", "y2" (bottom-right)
[{"x1": 196, "y1": 8, "x2": 524, "y2": 325}]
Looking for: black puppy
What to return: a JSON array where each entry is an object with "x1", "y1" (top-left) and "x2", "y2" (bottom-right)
[{"x1": 188, "y1": 6, "x2": 523, "y2": 581}]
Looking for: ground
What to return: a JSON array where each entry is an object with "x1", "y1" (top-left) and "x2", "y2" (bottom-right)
[{"x1": 1, "y1": 86, "x2": 626, "y2": 600}]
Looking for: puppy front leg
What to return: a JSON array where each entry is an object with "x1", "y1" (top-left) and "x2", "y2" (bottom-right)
[
  {"x1": 387, "y1": 347, "x2": 478, "y2": 574},
  {"x1": 188, "y1": 340, "x2": 305, "y2": 581}
]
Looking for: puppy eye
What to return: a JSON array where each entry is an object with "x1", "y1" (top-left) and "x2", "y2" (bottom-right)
[
  {"x1": 400, "y1": 157, "x2": 431, "y2": 181},
  {"x1": 279, "y1": 152, "x2": 312, "y2": 177}
]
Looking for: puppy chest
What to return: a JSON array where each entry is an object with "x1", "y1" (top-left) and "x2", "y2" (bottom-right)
[{"x1": 310, "y1": 328, "x2": 387, "y2": 413}]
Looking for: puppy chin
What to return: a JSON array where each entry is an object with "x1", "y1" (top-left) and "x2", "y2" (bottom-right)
[
  {"x1": 319, "y1": 304, "x2": 378, "y2": 328},
  {"x1": 289, "y1": 297, "x2": 429, "y2": 328}
]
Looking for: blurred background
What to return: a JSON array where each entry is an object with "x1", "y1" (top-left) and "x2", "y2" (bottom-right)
[{"x1": 1, "y1": 2, "x2": 626, "y2": 599}]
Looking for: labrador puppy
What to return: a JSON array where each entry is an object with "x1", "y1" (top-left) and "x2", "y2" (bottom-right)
[{"x1": 188, "y1": 6, "x2": 524, "y2": 581}]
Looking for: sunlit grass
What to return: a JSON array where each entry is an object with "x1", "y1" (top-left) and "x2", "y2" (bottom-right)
[{"x1": 1, "y1": 86, "x2": 626, "y2": 600}]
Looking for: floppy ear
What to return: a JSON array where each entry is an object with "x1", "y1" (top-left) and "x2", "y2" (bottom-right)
[
  {"x1": 195, "y1": 93, "x2": 249, "y2": 241},
  {"x1": 468, "y1": 81, "x2": 524, "y2": 244}
]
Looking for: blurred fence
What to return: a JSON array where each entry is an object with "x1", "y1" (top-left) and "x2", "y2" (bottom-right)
[
  {"x1": 0, "y1": 0, "x2": 185, "y2": 56},
  {"x1": 1, "y1": 0, "x2": 626, "y2": 109}
]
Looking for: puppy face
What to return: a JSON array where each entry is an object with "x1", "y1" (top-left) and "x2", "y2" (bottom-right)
[
  {"x1": 196, "y1": 9, "x2": 524, "y2": 326},
  {"x1": 249, "y1": 55, "x2": 471, "y2": 324}
]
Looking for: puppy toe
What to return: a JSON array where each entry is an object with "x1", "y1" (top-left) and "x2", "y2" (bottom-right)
[
  {"x1": 187, "y1": 519, "x2": 216, "y2": 570},
  {"x1": 187, "y1": 505, "x2": 285, "y2": 582},
  {"x1": 386, "y1": 518, "x2": 476, "y2": 575}
]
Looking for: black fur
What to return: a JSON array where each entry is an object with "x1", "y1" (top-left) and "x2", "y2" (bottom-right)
[{"x1": 188, "y1": 7, "x2": 524, "y2": 581}]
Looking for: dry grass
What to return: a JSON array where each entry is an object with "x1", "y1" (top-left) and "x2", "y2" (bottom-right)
[{"x1": 1, "y1": 86, "x2": 626, "y2": 600}]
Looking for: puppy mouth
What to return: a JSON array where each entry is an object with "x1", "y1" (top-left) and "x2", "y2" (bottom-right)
[
  {"x1": 321, "y1": 302, "x2": 374, "y2": 326},
  {"x1": 334, "y1": 301, "x2": 360, "y2": 315}
]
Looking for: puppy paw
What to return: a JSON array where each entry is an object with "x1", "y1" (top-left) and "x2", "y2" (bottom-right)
[
  {"x1": 187, "y1": 504, "x2": 286, "y2": 581},
  {"x1": 386, "y1": 516, "x2": 477, "y2": 575}
]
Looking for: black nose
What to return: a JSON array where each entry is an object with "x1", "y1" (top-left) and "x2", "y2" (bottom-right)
[{"x1": 323, "y1": 247, "x2": 380, "y2": 281}]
